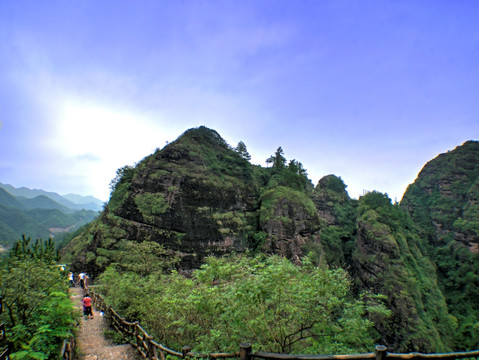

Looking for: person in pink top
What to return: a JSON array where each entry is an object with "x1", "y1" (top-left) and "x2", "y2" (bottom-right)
[{"x1": 82, "y1": 294, "x2": 93, "y2": 319}]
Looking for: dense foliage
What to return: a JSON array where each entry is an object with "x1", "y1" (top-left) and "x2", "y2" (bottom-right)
[
  {"x1": 0, "y1": 236, "x2": 77, "y2": 359},
  {"x1": 98, "y1": 254, "x2": 388, "y2": 354},
  {"x1": 309, "y1": 175, "x2": 357, "y2": 267},
  {"x1": 354, "y1": 192, "x2": 456, "y2": 352},
  {"x1": 401, "y1": 141, "x2": 479, "y2": 350}
]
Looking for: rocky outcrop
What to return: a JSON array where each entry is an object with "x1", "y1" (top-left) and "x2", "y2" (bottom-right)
[
  {"x1": 259, "y1": 186, "x2": 321, "y2": 263},
  {"x1": 352, "y1": 191, "x2": 454, "y2": 352},
  {"x1": 312, "y1": 174, "x2": 350, "y2": 226},
  {"x1": 65, "y1": 127, "x2": 325, "y2": 274},
  {"x1": 400, "y1": 141, "x2": 479, "y2": 350},
  {"x1": 401, "y1": 141, "x2": 479, "y2": 247}
]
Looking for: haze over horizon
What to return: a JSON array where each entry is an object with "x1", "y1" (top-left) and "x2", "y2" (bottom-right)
[{"x1": 1, "y1": 1, "x2": 478, "y2": 202}]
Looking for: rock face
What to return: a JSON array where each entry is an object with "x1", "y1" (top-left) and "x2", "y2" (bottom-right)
[
  {"x1": 66, "y1": 127, "x2": 322, "y2": 273},
  {"x1": 401, "y1": 141, "x2": 479, "y2": 246},
  {"x1": 260, "y1": 186, "x2": 321, "y2": 263},
  {"x1": 400, "y1": 141, "x2": 479, "y2": 350},
  {"x1": 312, "y1": 174, "x2": 351, "y2": 226},
  {"x1": 95, "y1": 127, "x2": 265, "y2": 269},
  {"x1": 64, "y1": 128, "x2": 478, "y2": 352},
  {"x1": 352, "y1": 192, "x2": 453, "y2": 352}
]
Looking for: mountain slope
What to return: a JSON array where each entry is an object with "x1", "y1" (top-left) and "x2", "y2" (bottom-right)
[
  {"x1": 63, "y1": 193, "x2": 104, "y2": 207},
  {"x1": 18, "y1": 195, "x2": 72, "y2": 212},
  {"x1": 401, "y1": 140, "x2": 479, "y2": 349},
  {"x1": 0, "y1": 187, "x2": 100, "y2": 247},
  {"x1": 0, "y1": 183, "x2": 103, "y2": 211},
  {"x1": 63, "y1": 126, "x2": 477, "y2": 352},
  {"x1": 67, "y1": 127, "x2": 267, "y2": 271},
  {"x1": 352, "y1": 192, "x2": 454, "y2": 351},
  {"x1": 0, "y1": 204, "x2": 51, "y2": 243},
  {"x1": 0, "y1": 187, "x2": 25, "y2": 210}
]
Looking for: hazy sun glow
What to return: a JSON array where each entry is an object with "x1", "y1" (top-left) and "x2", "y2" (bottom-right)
[{"x1": 54, "y1": 100, "x2": 174, "y2": 199}]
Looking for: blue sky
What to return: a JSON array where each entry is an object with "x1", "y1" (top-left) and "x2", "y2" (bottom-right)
[{"x1": 0, "y1": 1, "x2": 478, "y2": 202}]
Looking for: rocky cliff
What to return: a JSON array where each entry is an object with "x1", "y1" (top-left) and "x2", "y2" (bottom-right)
[
  {"x1": 400, "y1": 141, "x2": 479, "y2": 349},
  {"x1": 65, "y1": 127, "x2": 324, "y2": 272},
  {"x1": 401, "y1": 141, "x2": 479, "y2": 249},
  {"x1": 63, "y1": 128, "x2": 478, "y2": 352}
]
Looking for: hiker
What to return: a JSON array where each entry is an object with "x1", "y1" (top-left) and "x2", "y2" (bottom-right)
[
  {"x1": 82, "y1": 294, "x2": 93, "y2": 319},
  {"x1": 68, "y1": 271, "x2": 74, "y2": 287},
  {"x1": 79, "y1": 272, "x2": 86, "y2": 289}
]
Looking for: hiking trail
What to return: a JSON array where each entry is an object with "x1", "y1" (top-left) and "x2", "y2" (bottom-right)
[{"x1": 70, "y1": 287, "x2": 139, "y2": 360}]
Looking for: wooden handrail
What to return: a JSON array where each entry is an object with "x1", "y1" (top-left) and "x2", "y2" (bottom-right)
[
  {"x1": 0, "y1": 346, "x2": 10, "y2": 360},
  {"x1": 60, "y1": 337, "x2": 75, "y2": 360},
  {"x1": 251, "y1": 352, "x2": 376, "y2": 360},
  {"x1": 88, "y1": 289, "x2": 479, "y2": 360},
  {"x1": 0, "y1": 322, "x2": 10, "y2": 360},
  {"x1": 0, "y1": 323, "x2": 5, "y2": 343},
  {"x1": 386, "y1": 351, "x2": 479, "y2": 360}
]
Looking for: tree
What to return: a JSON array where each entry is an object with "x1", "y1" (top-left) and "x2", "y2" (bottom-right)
[
  {"x1": 266, "y1": 147, "x2": 286, "y2": 173},
  {"x1": 111, "y1": 241, "x2": 179, "y2": 276},
  {"x1": 98, "y1": 255, "x2": 386, "y2": 354},
  {"x1": 288, "y1": 159, "x2": 307, "y2": 177},
  {"x1": 0, "y1": 237, "x2": 76, "y2": 359},
  {"x1": 109, "y1": 165, "x2": 134, "y2": 192},
  {"x1": 235, "y1": 141, "x2": 251, "y2": 161},
  {"x1": 9, "y1": 235, "x2": 59, "y2": 264},
  {"x1": 265, "y1": 150, "x2": 312, "y2": 192}
]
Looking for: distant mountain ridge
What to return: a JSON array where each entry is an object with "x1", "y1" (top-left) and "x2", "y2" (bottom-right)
[
  {"x1": 0, "y1": 183, "x2": 103, "y2": 212},
  {"x1": 63, "y1": 193, "x2": 103, "y2": 206},
  {"x1": 0, "y1": 184, "x2": 101, "y2": 247}
]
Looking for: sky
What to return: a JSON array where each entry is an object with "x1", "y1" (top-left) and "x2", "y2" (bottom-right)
[{"x1": 0, "y1": 1, "x2": 478, "y2": 202}]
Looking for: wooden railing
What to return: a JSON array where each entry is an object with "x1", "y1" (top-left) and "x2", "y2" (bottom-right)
[
  {"x1": 0, "y1": 323, "x2": 11, "y2": 360},
  {"x1": 60, "y1": 334, "x2": 75, "y2": 359},
  {"x1": 91, "y1": 289, "x2": 238, "y2": 360},
  {"x1": 89, "y1": 289, "x2": 479, "y2": 360},
  {"x1": 248, "y1": 346, "x2": 479, "y2": 360}
]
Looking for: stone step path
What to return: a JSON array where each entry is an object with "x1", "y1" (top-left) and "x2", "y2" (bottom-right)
[{"x1": 70, "y1": 287, "x2": 139, "y2": 360}]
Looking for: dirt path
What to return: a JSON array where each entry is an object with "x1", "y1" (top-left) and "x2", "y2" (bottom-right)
[{"x1": 70, "y1": 287, "x2": 139, "y2": 360}]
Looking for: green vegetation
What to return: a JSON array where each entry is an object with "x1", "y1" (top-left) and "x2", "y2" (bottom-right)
[
  {"x1": 134, "y1": 193, "x2": 169, "y2": 223},
  {"x1": 108, "y1": 165, "x2": 134, "y2": 212},
  {"x1": 0, "y1": 236, "x2": 77, "y2": 359},
  {"x1": 234, "y1": 141, "x2": 251, "y2": 161},
  {"x1": 310, "y1": 175, "x2": 357, "y2": 267},
  {"x1": 0, "y1": 187, "x2": 98, "y2": 248},
  {"x1": 98, "y1": 254, "x2": 387, "y2": 354},
  {"x1": 266, "y1": 147, "x2": 313, "y2": 193},
  {"x1": 355, "y1": 192, "x2": 456, "y2": 352},
  {"x1": 401, "y1": 141, "x2": 479, "y2": 350},
  {"x1": 260, "y1": 186, "x2": 318, "y2": 224},
  {"x1": 0, "y1": 204, "x2": 50, "y2": 246}
]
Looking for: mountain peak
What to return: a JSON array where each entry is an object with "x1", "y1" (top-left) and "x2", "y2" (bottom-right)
[{"x1": 176, "y1": 126, "x2": 229, "y2": 148}]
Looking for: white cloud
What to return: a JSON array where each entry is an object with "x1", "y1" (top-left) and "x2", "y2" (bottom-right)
[{"x1": 48, "y1": 99, "x2": 177, "y2": 200}]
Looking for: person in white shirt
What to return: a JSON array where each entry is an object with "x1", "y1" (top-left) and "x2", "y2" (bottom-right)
[{"x1": 79, "y1": 272, "x2": 86, "y2": 289}]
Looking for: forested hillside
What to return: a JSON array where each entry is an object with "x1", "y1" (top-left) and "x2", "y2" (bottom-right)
[
  {"x1": 0, "y1": 183, "x2": 103, "y2": 211},
  {"x1": 401, "y1": 141, "x2": 479, "y2": 349},
  {"x1": 0, "y1": 237, "x2": 77, "y2": 358},
  {"x1": 62, "y1": 127, "x2": 478, "y2": 352},
  {"x1": 0, "y1": 186, "x2": 99, "y2": 247}
]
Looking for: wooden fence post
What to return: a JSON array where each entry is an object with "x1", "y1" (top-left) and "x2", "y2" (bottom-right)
[
  {"x1": 375, "y1": 345, "x2": 387, "y2": 360},
  {"x1": 240, "y1": 343, "x2": 252, "y2": 360},
  {"x1": 182, "y1": 346, "x2": 191, "y2": 358},
  {"x1": 135, "y1": 322, "x2": 141, "y2": 352},
  {"x1": 147, "y1": 335, "x2": 157, "y2": 360}
]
